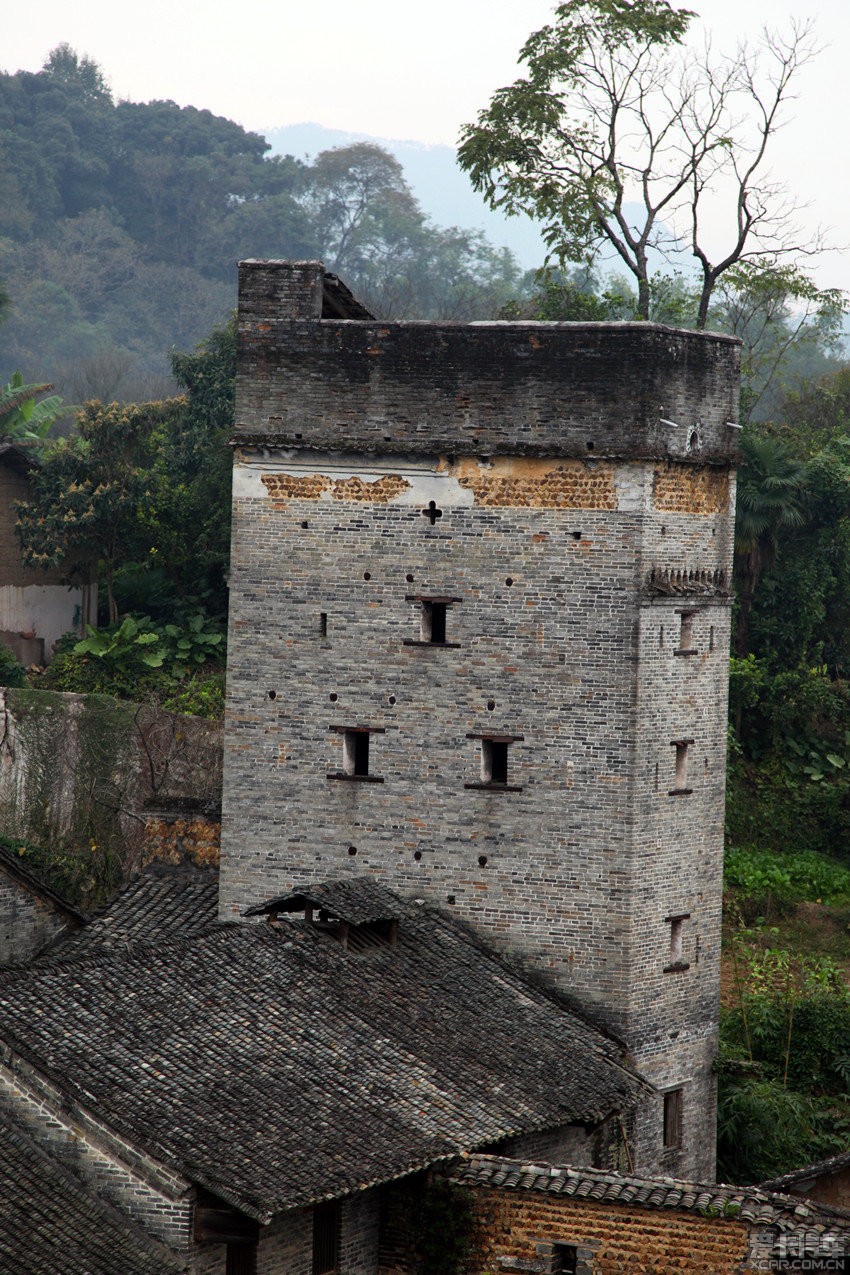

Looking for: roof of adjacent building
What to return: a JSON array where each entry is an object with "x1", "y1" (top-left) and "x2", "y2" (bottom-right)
[
  {"x1": 0, "y1": 876, "x2": 647, "y2": 1223},
  {"x1": 452, "y1": 1155, "x2": 850, "y2": 1254},
  {"x1": 50, "y1": 861, "x2": 219, "y2": 958},
  {"x1": 0, "y1": 1097, "x2": 185, "y2": 1275},
  {"x1": 761, "y1": 1149, "x2": 850, "y2": 1194},
  {"x1": 0, "y1": 844, "x2": 87, "y2": 930}
]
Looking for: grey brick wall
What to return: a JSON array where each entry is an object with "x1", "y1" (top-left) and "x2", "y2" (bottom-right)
[
  {"x1": 221, "y1": 261, "x2": 739, "y2": 1185},
  {"x1": 0, "y1": 873, "x2": 76, "y2": 964},
  {"x1": 0, "y1": 1058, "x2": 194, "y2": 1251}
]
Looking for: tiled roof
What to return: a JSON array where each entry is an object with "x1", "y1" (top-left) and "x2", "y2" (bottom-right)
[
  {"x1": 243, "y1": 876, "x2": 403, "y2": 924},
  {"x1": 761, "y1": 1148, "x2": 850, "y2": 1194},
  {"x1": 0, "y1": 844, "x2": 86, "y2": 928},
  {"x1": 452, "y1": 1155, "x2": 850, "y2": 1252},
  {"x1": 0, "y1": 1097, "x2": 185, "y2": 1274},
  {"x1": 50, "y1": 862, "x2": 219, "y2": 958},
  {"x1": 0, "y1": 880, "x2": 647, "y2": 1223}
]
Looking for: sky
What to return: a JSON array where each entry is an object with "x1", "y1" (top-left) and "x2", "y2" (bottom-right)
[{"x1": 6, "y1": 0, "x2": 849, "y2": 290}]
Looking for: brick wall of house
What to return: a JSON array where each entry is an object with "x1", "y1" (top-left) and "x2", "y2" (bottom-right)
[
  {"x1": 221, "y1": 260, "x2": 740, "y2": 1180},
  {"x1": 467, "y1": 1183, "x2": 751, "y2": 1274},
  {"x1": 0, "y1": 871, "x2": 77, "y2": 963},
  {"x1": 0, "y1": 1058, "x2": 194, "y2": 1252}
]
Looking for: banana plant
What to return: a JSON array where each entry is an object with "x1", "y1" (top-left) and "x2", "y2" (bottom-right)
[{"x1": 0, "y1": 371, "x2": 74, "y2": 443}]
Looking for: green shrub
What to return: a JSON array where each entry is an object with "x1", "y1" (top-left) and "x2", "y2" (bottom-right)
[
  {"x1": 0, "y1": 644, "x2": 26, "y2": 688},
  {"x1": 36, "y1": 615, "x2": 225, "y2": 718},
  {"x1": 725, "y1": 845, "x2": 850, "y2": 913},
  {"x1": 161, "y1": 670, "x2": 225, "y2": 720}
]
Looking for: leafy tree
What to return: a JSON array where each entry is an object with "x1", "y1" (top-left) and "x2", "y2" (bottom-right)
[
  {"x1": 711, "y1": 263, "x2": 846, "y2": 423},
  {"x1": 42, "y1": 43, "x2": 112, "y2": 103},
  {"x1": 733, "y1": 431, "x2": 807, "y2": 656},
  {"x1": 15, "y1": 399, "x2": 179, "y2": 623},
  {"x1": 459, "y1": 0, "x2": 819, "y2": 325},
  {"x1": 131, "y1": 318, "x2": 237, "y2": 619}
]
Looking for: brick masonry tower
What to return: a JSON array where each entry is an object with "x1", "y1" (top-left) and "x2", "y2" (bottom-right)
[{"x1": 220, "y1": 260, "x2": 740, "y2": 1181}]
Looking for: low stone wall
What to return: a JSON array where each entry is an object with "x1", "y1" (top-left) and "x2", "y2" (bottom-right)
[{"x1": 0, "y1": 688, "x2": 223, "y2": 884}]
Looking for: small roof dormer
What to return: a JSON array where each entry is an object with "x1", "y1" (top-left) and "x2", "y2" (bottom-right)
[{"x1": 243, "y1": 878, "x2": 401, "y2": 952}]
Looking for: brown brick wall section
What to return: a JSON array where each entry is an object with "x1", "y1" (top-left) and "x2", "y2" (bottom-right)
[
  {"x1": 262, "y1": 474, "x2": 410, "y2": 503},
  {"x1": 467, "y1": 1185, "x2": 751, "y2": 1275},
  {"x1": 142, "y1": 817, "x2": 221, "y2": 868},
  {"x1": 653, "y1": 464, "x2": 730, "y2": 515},
  {"x1": 455, "y1": 458, "x2": 617, "y2": 510}
]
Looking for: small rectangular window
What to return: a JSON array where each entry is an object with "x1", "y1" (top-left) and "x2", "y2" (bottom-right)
[
  {"x1": 404, "y1": 595, "x2": 462, "y2": 647},
  {"x1": 327, "y1": 726, "x2": 385, "y2": 783},
  {"x1": 426, "y1": 601, "x2": 447, "y2": 643},
  {"x1": 320, "y1": 612, "x2": 328, "y2": 638},
  {"x1": 483, "y1": 739, "x2": 508, "y2": 784},
  {"x1": 226, "y1": 1243, "x2": 258, "y2": 1275},
  {"x1": 312, "y1": 1201, "x2": 341, "y2": 1275},
  {"x1": 465, "y1": 733, "x2": 524, "y2": 792},
  {"x1": 345, "y1": 731, "x2": 369, "y2": 776},
  {"x1": 553, "y1": 1246, "x2": 578, "y2": 1275},
  {"x1": 663, "y1": 1088, "x2": 684, "y2": 1148}
]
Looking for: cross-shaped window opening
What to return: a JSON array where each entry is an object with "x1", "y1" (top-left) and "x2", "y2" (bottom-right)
[{"x1": 422, "y1": 500, "x2": 443, "y2": 525}]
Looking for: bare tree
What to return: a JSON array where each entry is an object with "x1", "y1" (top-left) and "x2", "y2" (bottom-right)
[{"x1": 459, "y1": 0, "x2": 821, "y2": 326}]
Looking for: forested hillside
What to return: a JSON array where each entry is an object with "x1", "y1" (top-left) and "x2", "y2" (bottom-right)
[{"x1": 0, "y1": 46, "x2": 522, "y2": 401}]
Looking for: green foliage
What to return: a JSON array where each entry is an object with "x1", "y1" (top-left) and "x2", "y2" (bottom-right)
[
  {"x1": 0, "y1": 371, "x2": 71, "y2": 442},
  {"x1": 0, "y1": 831, "x2": 122, "y2": 911},
  {"x1": 161, "y1": 671, "x2": 225, "y2": 721},
  {"x1": 718, "y1": 936, "x2": 850, "y2": 1181},
  {"x1": 74, "y1": 616, "x2": 164, "y2": 672},
  {"x1": 459, "y1": 0, "x2": 815, "y2": 326},
  {"x1": 725, "y1": 846, "x2": 850, "y2": 912},
  {"x1": 414, "y1": 1180, "x2": 475, "y2": 1275},
  {"x1": 14, "y1": 398, "x2": 179, "y2": 622},
  {"x1": 716, "y1": 1074, "x2": 840, "y2": 1184},
  {"x1": 37, "y1": 616, "x2": 225, "y2": 718},
  {"x1": 0, "y1": 644, "x2": 26, "y2": 688}
]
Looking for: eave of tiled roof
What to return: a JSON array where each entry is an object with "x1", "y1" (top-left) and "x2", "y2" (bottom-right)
[
  {"x1": 243, "y1": 876, "x2": 403, "y2": 924},
  {"x1": 761, "y1": 1148, "x2": 850, "y2": 1194}
]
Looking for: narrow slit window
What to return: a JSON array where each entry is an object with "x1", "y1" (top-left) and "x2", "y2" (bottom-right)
[
  {"x1": 312, "y1": 1202, "x2": 341, "y2": 1275},
  {"x1": 663, "y1": 1088, "x2": 684, "y2": 1148},
  {"x1": 669, "y1": 739, "x2": 693, "y2": 795},
  {"x1": 675, "y1": 610, "x2": 698, "y2": 655},
  {"x1": 319, "y1": 612, "x2": 328, "y2": 637},
  {"x1": 664, "y1": 912, "x2": 690, "y2": 971}
]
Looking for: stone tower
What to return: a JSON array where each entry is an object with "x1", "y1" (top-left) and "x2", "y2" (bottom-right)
[{"x1": 220, "y1": 260, "x2": 740, "y2": 1181}]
